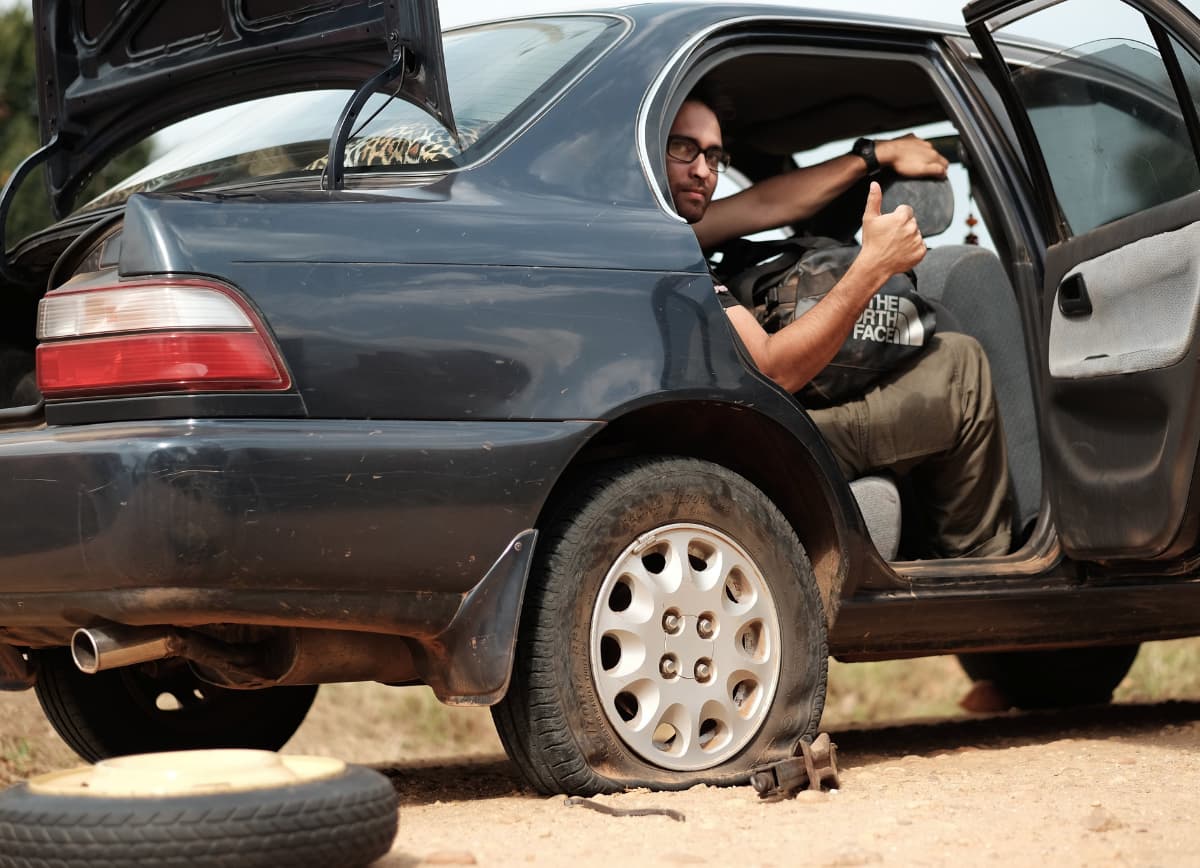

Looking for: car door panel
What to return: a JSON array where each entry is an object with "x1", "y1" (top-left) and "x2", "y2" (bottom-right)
[
  {"x1": 1043, "y1": 351, "x2": 1200, "y2": 558},
  {"x1": 1049, "y1": 220, "x2": 1200, "y2": 379},
  {"x1": 965, "y1": 0, "x2": 1200, "y2": 561},
  {"x1": 1037, "y1": 192, "x2": 1200, "y2": 557}
]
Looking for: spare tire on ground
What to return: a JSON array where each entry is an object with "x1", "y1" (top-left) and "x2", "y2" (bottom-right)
[{"x1": 0, "y1": 749, "x2": 398, "y2": 868}]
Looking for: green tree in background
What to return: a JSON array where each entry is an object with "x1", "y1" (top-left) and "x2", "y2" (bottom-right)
[
  {"x1": 1, "y1": 6, "x2": 150, "y2": 249},
  {"x1": 0, "y1": 6, "x2": 52, "y2": 247}
]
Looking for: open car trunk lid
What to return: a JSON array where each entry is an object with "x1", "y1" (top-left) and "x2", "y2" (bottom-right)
[{"x1": 32, "y1": 0, "x2": 454, "y2": 217}]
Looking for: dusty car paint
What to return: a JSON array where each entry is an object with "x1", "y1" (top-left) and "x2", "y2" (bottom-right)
[{"x1": 2, "y1": 0, "x2": 1200, "y2": 786}]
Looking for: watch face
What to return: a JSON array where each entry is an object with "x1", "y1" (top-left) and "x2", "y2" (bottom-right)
[{"x1": 854, "y1": 138, "x2": 879, "y2": 175}]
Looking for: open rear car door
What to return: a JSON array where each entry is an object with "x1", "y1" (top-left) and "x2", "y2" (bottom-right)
[{"x1": 964, "y1": 0, "x2": 1200, "y2": 561}]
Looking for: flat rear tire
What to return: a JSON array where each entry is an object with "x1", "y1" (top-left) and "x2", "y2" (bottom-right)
[{"x1": 494, "y1": 456, "x2": 828, "y2": 794}]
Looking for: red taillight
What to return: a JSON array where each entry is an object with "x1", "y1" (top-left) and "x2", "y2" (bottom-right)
[
  {"x1": 38, "y1": 332, "x2": 286, "y2": 396},
  {"x1": 36, "y1": 279, "x2": 291, "y2": 399}
]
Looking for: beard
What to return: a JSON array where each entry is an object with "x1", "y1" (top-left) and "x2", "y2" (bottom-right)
[{"x1": 672, "y1": 186, "x2": 711, "y2": 223}]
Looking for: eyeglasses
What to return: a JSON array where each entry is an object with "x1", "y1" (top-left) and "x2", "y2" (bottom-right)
[{"x1": 666, "y1": 135, "x2": 731, "y2": 173}]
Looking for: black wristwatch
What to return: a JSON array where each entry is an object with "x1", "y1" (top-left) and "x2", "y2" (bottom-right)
[{"x1": 851, "y1": 137, "x2": 881, "y2": 176}]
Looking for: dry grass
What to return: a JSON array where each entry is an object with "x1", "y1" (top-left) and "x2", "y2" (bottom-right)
[
  {"x1": 0, "y1": 696, "x2": 77, "y2": 784},
  {"x1": 2, "y1": 637, "x2": 1197, "y2": 785},
  {"x1": 1113, "y1": 636, "x2": 1200, "y2": 702},
  {"x1": 283, "y1": 683, "x2": 503, "y2": 765},
  {"x1": 275, "y1": 636, "x2": 1200, "y2": 763},
  {"x1": 823, "y1": 637, "x2": 1200, "y2": 726}
]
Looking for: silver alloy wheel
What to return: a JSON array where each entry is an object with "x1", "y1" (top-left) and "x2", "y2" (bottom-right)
[{"x1": 589, "y1": 522, "x2": 782, "y2": 771}]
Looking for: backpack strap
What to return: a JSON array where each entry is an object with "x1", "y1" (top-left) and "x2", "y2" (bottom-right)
[
  {"x1": 720, "y1": 238, "x2": 807, "y2": 307},
  {"x1": 720, "y1": 236, "x2": 857, "y2": 308}
]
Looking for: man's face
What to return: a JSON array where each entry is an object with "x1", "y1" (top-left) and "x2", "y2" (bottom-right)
[{"x1": 667, "y1": 100, "x2": 721, "y2": 224}]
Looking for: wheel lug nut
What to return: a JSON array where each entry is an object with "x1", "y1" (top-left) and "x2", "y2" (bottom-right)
[
  {"x1": 662, "y1": 611, "x2": 681, "y2": 634},
  {"x1": 697, "y1": 614, "x2": 714, "y2": 639},
  {"x1": 659, "y1": 655, "x2": 678, "y2": 678},
  {"x1": 694, "y1": 658, "x2": 712, "y2": 682}
]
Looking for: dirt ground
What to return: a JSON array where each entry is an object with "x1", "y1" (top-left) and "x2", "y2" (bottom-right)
[
  {"x1": 358, "y1": 704, "x2": 1200, "y2": 868},
  {"x1": 2, "y1": 650, "x2": 1198, "y2": 867}
]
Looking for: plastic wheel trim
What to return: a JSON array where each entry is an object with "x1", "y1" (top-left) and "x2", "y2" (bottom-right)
[{"x1": 589, "y1": 522, "x2": 783, "y2": 772}]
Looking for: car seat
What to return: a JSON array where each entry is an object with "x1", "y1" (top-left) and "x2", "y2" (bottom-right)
[{"x1": 849, "y1": 177, "x2": 1041, "y2": 559}]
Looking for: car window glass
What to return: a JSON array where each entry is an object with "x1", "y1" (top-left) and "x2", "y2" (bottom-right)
[
  {"x1": 991, "y1": 0, "x2": 1200, "y2": 235},
  {"x1": 996, "y1": 0, "x2": 1148, "y2": 45},
  {"x1": 74, "y1": 16, "x2": 621, "y2": 213},
  {"x1": 345, "y1": 16, "x2": 619, "y2": 168}
]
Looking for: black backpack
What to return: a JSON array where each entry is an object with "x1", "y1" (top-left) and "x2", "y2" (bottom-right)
[{"x1": 718, "y1": 236, "x2": 936, "y2": 407}]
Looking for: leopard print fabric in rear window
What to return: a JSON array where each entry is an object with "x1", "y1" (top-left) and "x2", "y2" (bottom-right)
[
  {"x1": 82, "y1": 118, "x2": 489, "y2": 213},
  {"x1": 307, "y1": 119, "x2": 489, "y2": 170}
]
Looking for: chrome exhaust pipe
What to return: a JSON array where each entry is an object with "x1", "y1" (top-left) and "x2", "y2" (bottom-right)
[
  {"x1": 71, "y1": 626, "x2": 181, "y2": 674},
  {"x1": 70, "y1": 624, "x2": 419, "y2": 687}
]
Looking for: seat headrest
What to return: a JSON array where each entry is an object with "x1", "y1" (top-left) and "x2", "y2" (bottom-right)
[{"x1": 881, "y1": 177, "x2": 954, "y2": 238}]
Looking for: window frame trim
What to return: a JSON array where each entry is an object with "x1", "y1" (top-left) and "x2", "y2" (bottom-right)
[{"x1": 1150, "y1": 19, "x2": 1200, "y2": 156}]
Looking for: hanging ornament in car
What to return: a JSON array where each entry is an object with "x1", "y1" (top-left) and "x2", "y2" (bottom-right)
[{"x1": 965, "y1": 212, "x2": 980, "y2": 246}]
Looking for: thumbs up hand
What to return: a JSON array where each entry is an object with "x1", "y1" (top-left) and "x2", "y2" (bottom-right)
[{"x1": 859, "y1": 181, "x2": 926, "y2": 279}]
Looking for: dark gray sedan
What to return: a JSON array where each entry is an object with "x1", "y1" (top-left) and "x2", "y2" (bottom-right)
[{"x1": 0, "y1": 0, "x2": 1198, "y2": 794}]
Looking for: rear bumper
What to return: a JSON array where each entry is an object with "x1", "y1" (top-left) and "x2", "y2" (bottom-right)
[{"x1": 0, "y1": 417, "x2": 596, "y2": 633}]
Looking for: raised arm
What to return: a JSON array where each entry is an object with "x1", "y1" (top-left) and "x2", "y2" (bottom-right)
[
  {"x1": 725, "y1": 182, "x2": 927, "y2": 393},
  {"x1": 694, "y1": 134, "x2": 948, "y2": 249}
]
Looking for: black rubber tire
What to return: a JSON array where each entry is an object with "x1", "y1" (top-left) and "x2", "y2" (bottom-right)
[
  {"x1": 957, "y1": 644, "x2": 1140, "y2": 710},
  {"x1": 493, "y1": 456, "x2": 828, "y2": 794},
  {"x1": 0, "y1": 763, "x2": 397, "y2": 868},
  {"x1": 34, "y1": 649, "x2": 318, "y2": 762}
]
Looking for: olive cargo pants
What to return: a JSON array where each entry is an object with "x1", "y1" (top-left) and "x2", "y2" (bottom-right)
[{"x1": 807, "y1": 332, "x2": 1013, "y2": 559}]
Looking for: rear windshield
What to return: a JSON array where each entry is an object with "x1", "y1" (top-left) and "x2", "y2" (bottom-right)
[{"x1": 78, "y1": 15, "x2": 622, "y2": 213}]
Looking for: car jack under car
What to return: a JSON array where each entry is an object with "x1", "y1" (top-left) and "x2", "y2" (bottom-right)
[{"x1": 750, "y1": 732, "x2": 841, "y2": 799}]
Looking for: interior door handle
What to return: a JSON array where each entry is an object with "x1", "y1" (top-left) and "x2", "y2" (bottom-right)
[{"x1": 1058, "y1": 273, "x2": 1093, "y2": 317}]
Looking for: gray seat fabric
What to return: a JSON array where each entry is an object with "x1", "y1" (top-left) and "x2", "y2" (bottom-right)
[
  {"x1": 915, "y1": 244, "x2": 1041, "y2": 534},
  {"x1": 849, "y1": 475, "x2": 902, "y2": 561}
]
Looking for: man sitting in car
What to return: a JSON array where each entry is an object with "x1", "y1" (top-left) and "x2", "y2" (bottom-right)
[{"x1": 668, "y1": 97, "x2": 1012, "y2": 559}]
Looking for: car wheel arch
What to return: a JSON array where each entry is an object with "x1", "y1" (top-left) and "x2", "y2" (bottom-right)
[
  {"x1": 498, "y1": 452, "x2": 829, "y2": 793},
  {"x1": 534, "y1": 398, "x2": 853, "y2": 625}
]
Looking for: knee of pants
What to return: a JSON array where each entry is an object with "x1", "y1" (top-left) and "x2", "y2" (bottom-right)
[
  {"x1": 933, "y1": 332, "x2": 986, "y2": 372},
  {"x1": 932, "y1": 332, "x2": 994, "y2": 409}
]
